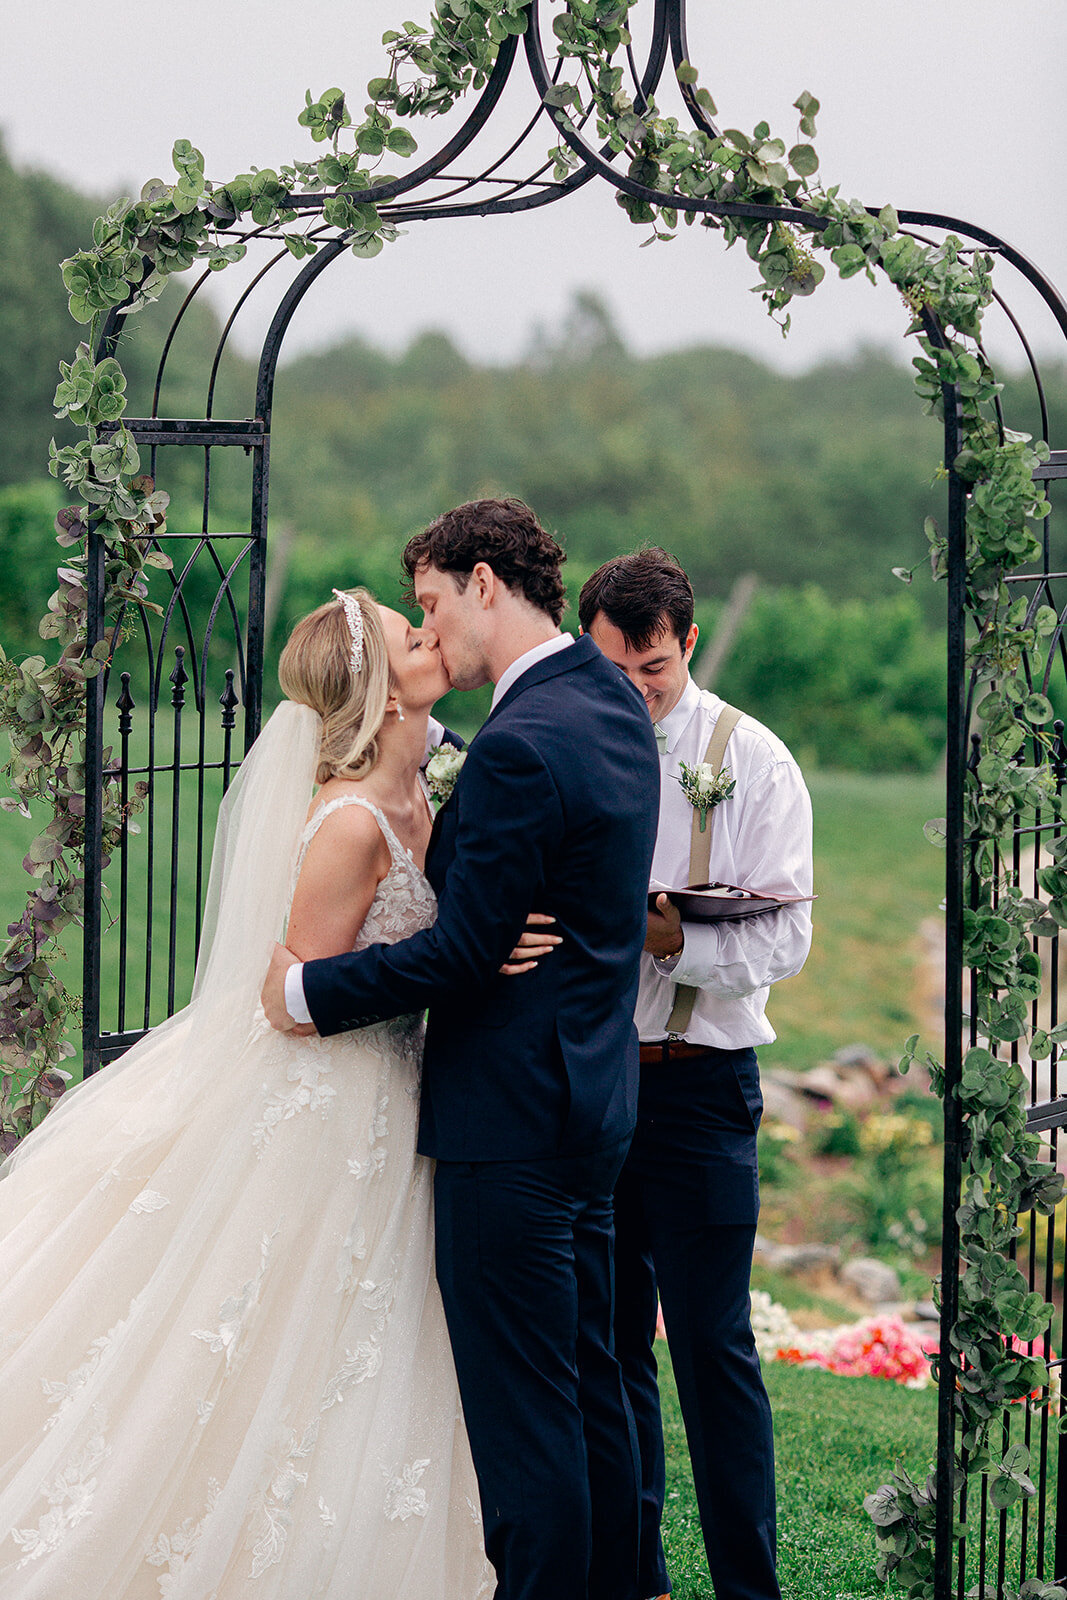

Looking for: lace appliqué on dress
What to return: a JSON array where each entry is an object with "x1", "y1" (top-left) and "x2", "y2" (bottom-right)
[
  {"x1": 11, "y1": 1405, "x2": 110, "y2": 1566},
  {"x1": 335, "y1": 1220, "x2": 367, "y2": 1297},
  {"x1": 358, "y1": 1272, "x2": 396, "y2": 1334},
  {"x1": 192, "y1": 1228, "x2": 278, "y2": 1373},
  {"x1": 347, "y1": 1089, "x2": 390, "y2": 1179},
  {"x1": 145, "y1": 1478, "x2": 222, "y2": 1598},
  {"x1": 320, "y1": 1340, "x2": 384, "y2": 1411},
  {"x1": 384, "y1": 1459, "x2": 431, "y2": 1522},
  {"x1": 248, "y1": 1422, "x2": 320, "y2": 1579},
  {"x1": 252, "y1": 1035, "x2": 338, "y2": 1158},
  {"x1": 40, "y1": 1308, "x2": 135, "y2": 1429}
]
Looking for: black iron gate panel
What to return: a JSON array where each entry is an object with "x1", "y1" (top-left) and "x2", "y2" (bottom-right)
[
  {"x1": 82, "y1": 431, "x2": 268, "y2": 1074},
  {"x1": 936, "y1": 322, "x2": 1067, "y2": 1590}
]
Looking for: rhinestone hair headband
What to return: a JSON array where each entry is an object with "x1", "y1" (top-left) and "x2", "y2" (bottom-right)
[{"x1": 331, "y1": 588, "x2": 365, "y2": 675}]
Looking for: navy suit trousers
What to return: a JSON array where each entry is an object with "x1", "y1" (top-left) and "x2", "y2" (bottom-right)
[
  {"x1": 433, "y1": 1137, "x2": 642, "y2": 1600},
  {"x1": 613, "y1": 1047, "x2": 780, "y2": 1600}
]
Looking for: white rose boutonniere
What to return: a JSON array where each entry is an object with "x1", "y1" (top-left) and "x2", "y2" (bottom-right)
[
  {"x1": 676, "y1": 760, "x2": 736, "y2": 832},
  {"x1": 425, "y1": 744, "x2": 467, "y2": 809}
]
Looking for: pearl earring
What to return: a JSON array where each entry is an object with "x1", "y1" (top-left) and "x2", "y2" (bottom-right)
[{"x1": 395, "y1": 705, "x2": 405, "y2": 723}]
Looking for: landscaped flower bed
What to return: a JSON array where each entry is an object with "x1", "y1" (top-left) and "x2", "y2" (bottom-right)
[{"x1": 775, "y1": 1312, "x2": 933, "y2": 1388}]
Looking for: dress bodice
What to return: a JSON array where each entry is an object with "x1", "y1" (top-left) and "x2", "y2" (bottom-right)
[{"x1": 294, "y1": 792, "x2": 438, "y2": 951}]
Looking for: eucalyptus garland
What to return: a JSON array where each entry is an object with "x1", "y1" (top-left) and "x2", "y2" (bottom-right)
[{"x1": 2, "y1": 3, "x2": 1064, "y2": 1594}]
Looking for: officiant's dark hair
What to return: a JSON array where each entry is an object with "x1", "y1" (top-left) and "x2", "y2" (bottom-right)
[
  {"x1": 402, "y1": 498, "x2": 566, "y2": 625},
  {"x1": 578, "y1": 548, "x2": 694, "y2": 651}
]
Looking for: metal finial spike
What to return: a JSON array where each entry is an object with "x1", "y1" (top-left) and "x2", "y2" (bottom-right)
[
  {"x1": 115, "y1": 672, "x2": 135, "y2": 716},
  {"x1": 219, "y1": 669, "x2": 239, "y2": 730},
  {"x1": 170, "y1": 646, "x2": 188, "y2": 707}
]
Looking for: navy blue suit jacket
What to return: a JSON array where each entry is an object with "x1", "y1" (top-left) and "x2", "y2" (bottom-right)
[{"x1": 302, "y1": 634, "x2": 660, "y2": 1162}]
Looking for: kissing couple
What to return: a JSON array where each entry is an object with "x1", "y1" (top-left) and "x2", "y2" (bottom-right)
[{"x1": 0, "y1": 497, "x2": 661, "y2": 1600}]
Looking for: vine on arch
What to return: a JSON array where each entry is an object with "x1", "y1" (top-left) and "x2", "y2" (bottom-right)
[{"x1": 1, "y1": 4, "x2": 1064, "y2": 1594}]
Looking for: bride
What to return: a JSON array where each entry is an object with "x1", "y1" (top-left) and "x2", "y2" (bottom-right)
[{"x1": 0, "y1": 588, "x2": 550, "y2": 1599}]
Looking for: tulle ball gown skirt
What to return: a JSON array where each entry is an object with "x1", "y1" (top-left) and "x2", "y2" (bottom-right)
[{"x1": 0, "y1": 1003, "x2": 491, "y2": 1599}]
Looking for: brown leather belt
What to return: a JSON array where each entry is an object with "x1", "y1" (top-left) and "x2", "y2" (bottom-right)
[{"x1": 639, "y1": 1040, "x2": 712, "y2": 1065}]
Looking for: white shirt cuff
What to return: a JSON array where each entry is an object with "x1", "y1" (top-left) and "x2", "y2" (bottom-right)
[
  {"x1": 284, "y1": 962, "x2": 312, "y2": 1025},
  {"x1": 653, "y1": 942, "x2": 684, "y2": 976}
]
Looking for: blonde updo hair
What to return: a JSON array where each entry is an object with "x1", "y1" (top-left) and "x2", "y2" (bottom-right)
[{"x1": 278, "y1": 588, "x2": 393, "y2": 783}]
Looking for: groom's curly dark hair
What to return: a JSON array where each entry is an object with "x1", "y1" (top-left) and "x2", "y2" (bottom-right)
[{"x1": 402, "y1": 498, "x2": 566, "y2": 625}]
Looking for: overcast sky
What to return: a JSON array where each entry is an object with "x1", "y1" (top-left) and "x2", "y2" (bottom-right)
[{"x1": 3, "y1": 1, "x2": 1065, "y2": 372}]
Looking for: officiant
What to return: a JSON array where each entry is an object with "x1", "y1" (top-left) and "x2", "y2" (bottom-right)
[{"x1": 580, "y1": 550, "x2": 813, "y2": 1600}]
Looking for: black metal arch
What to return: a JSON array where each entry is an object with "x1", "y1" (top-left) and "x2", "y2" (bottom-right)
[{"x1": 80, "y1": 6, "x2": 1067, "y2": 1594}]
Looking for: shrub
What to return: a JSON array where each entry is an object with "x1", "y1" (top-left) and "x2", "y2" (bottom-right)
[{"x1": 708, "y1": 585, "x2": 945, "y2": 772}]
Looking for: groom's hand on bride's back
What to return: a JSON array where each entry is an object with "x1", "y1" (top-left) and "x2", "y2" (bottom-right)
[{"x1": 262, "y1": 942, "x2": 318, "y2": 1035}]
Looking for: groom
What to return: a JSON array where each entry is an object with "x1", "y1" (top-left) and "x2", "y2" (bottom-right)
[{"x1": 262, "y1": 498, "x2": 660, "y2": 1600}]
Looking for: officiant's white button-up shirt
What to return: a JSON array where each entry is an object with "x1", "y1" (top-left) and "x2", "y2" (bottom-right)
[{"x1": 637, "y1": 673, "x2": 813, "y2": 1050}]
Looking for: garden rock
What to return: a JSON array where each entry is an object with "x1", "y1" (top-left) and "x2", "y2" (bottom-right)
[
  {"x1": 755, "y1": 1238, "x2": 840, "y2": 1273},
  {"x1": 760, "y1": 1075, "x2": 809, "y2": 1131},
  {"x1": 839, "y1": 1257, "x2": 902, "y2": 1305},
  {"x1": 832, "y1": 1043, "x2": 894, "y2": 1084},
  {"x1": 767, "y1": 1061, "x2": 880, "y2": 1112},
  {"x1": 804, "y1": 1064, "x2": 879, "y2": 1110}
]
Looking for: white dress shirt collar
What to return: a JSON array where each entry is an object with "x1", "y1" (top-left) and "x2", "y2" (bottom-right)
[
  {"x1": 658, "y1": 672, "x2": 702, "y2": 753},
  {"x1": 490, "y1": 632, "x2": 576, "y2": 710}
]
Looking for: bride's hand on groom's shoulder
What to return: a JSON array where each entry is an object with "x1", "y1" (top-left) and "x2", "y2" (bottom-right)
[{"x1": 500, "y1": 913, "x2": 561, "y2": 977}]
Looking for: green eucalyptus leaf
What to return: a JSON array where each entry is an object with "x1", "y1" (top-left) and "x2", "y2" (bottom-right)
[
  {"x1": 385, "y1": 126, "x2": 418, "y2": 155},
  {"x1": 350, "y1": 232, "x2": 385, "y2": 259},
  {"x1": 616, "y1": 112, "x2": 648, "y2": 144},
  {"x1": 788, "y1": 143, "x2": 819, "y2": 177},
  {"x1": 757, "y1": 254, "x2": 790, "y2": 289},
  {"x1": 832, "y1": 243, "x2": 867, "y2": 279},
  {"x1": 1024, "y1": 693, "x2": 1053, "y2": 724},
  {"x1": 923, "y1": 817, "x2": 947, "y2": 848},
  {"x1": 356, "y1": 125, "x2": 386, "y2": 156}
]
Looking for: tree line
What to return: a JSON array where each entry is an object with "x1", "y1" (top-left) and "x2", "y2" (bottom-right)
[{"x1": 2, "y1": 139, "x2": 1064, "y2": 768}]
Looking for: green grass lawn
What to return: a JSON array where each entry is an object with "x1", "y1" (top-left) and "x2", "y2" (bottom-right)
[
  {"x1": 659, "y1": 1348, "x2": 934, "y2": 1599},
  {"x1": 767, "y1": 769, "x2": 946, "y2": 1073},
  {"x1": 660, "y1": 1326, "x2": 1062, "y2": 1599}
]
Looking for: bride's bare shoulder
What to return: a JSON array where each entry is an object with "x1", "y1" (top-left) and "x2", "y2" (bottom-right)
[
  {"x1": 289, "y1": 793, "x2": 392, "y2": 952},
  {"x1": 302, "y1": 790, "x2": 391, "y2": 870}
]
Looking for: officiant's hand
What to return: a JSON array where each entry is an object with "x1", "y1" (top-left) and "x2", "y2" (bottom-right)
[
  {"x1": 500, "y1": 913, "x2": 561, "y2": 976},
  {"x1": 262, "y1": 943, "x2": 318, "y2": 1035},
  {"x1": 645, "y1": 894, "x2": 684, "y2": 960}
]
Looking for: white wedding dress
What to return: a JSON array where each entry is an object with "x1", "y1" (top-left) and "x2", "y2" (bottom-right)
[{"x1": 0, "y1": 703, "x2": 492, "y2": 1599}]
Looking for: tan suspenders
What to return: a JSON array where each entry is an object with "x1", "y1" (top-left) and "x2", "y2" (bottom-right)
[{"x1": 663, "y1": 704, "x2": 742, "y2": 1038}]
